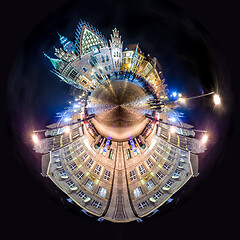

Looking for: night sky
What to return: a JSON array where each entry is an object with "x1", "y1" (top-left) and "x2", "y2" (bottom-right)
[{"x1": 2, "y1": 0, "x2": 239, "y2": 239}]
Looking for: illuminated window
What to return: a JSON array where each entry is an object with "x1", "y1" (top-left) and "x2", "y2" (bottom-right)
[
  {"x1": 87, "y1": 159, "x2": 94, "y2": 168},
  {"x1": 168, "y1": 155, "x2": 175, "y2": 162},
  {"x1": 59, "y1": 170, "x2": 67, "y2": 177},
  {"x1": 103, "y1": 169, "x2": 110, "y2": 181},
  {"x1": 69, "y1": 69, "x2": 78, "y2": 79},
  {"x1": 98, "y1": 187, "x2": 107, "y2": 197},
  {"x1": 156, "y1": 170, "x2": 164, "y2": 180},
  {"x1": 146, "y1": 159, "x2": 153, "y2": 168},
  {"x1": 139, "y1": 164, "x2": 146, "y2": 175},
  {"x1": 164, "y1": 180, "x2": 173, "y2": 189},
  {"x1": 64, "y1": 149, "x2": 70, "y2": 155},
  {"x1": 82, "y1": 67, "x2": 87, "y2": 72},
  {"x1": 76, "y1": 170, "x2": 84, "y2": 180},
  {"x1": 172, "y1": 170, "x2": 181, "y2": 178},
  {"x1": 180, "y1": 150, "x2": 188, "y2": 157},
  {"x1": 133, "y1": 187, "x2": 142, "y2": 198},
  {"x1": 91, "y1": 54, "x2": 98, "y2": 64},
  {"x1": 138, "y1": 201, "x2": 148, "y2": 209},
  {"x1": 52, "y1": 151, "x2": 60, "y2": 157},
  {"x1": 56, "y1": 162, "x2": 62, "y2": 168},
  {"x1": 91, "y1": 200, "x2": 102, "y2": 209},
  {"x1": 146, "y1": 180, "x2": 154, "y2": 190},
  {"x1": 109, "y1": 149, "x2": 114, "y2": 159},
  {"x1": 152, "y1": 190, "x2": 162, "y2": 200},
  {"x1": 156, "y1": 147, "x2": 164, "y2": 155},
  {"x1": 78, "y1": 190, "x2": 87, "y2": 200},
  {"x1": 85, "y1": 179, "x2": 94, "y2": 190},
  {"x1": 94, "y1": 164, "x2": 102, "y2": 175},
  {"x1": 163, "y1": 162, "x2": 171, "y2": 171},
  {"x1": 178, "y1": 161, "x2": 185, "y2": 168},
  {"x1": 75, "y1": 147, "x2": 84, "y2": 155},
  {"x1": 129, "y1": 169, "x2": 137, "y2": 181},
  {"x1": 88, "y1": 59, "x2": 95, "y2": 67},
  {"x1": 65, "y1": 155, "x2": 72, "y2": 162},
  {"x1": 126, "y1": 149, "x2": 131, "y2": 159},
  {"x1": 69, "y1": 162, "x2": 77, "y2": 171},
  {"x1": 80, "y1": 152, "x2": 88, "y2": 161},
  {"x1": 82, "y1": 79, "x2": 87, "y2": 84},
  {"x1": 152, "y1": 153, "x2": 160, "y2": 161},
  {"x1": 160, "y1": 140, "x2": 167, "y2": 147},
  {"x1": 170, "y1": 150, "x2": 176, "y2": 156},
  {"x1": 67, "y1": 180, "x2": 75, "y2": 188}
]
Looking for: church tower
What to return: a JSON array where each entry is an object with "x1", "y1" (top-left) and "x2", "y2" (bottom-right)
[
  {"x1": 109, "y1": 28, "x2": 123, "y2": 71},
  {"x1": 58, "y1": 33, "x2": 75, "y2": 54}
]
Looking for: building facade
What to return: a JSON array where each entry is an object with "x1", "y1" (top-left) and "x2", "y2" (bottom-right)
[{"x1": 38, "y1": 20, "x2": 206, "y2": 222}]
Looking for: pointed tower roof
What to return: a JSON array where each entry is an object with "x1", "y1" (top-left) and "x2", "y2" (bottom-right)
[
  {"x1": 43, "y1": 52, "x2": 65, "y2": 70},
  {"x1": 58, "y1": 32, "x2": 68, "y2": 45},
  {"x1": 57, "y1": 33, "x2": 75, "y2": 54}
]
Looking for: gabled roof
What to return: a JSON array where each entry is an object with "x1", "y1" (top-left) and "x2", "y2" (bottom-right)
[
  {"x1": 124, "y1": 44, "x2": 144, "y2": 55},
  {"x1": 74, "y1": 20, "x2": 108, "y2": 56}
]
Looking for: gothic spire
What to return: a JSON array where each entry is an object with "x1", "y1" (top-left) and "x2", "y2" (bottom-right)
[{"x1": 43, "y1": 52, "x2": 63, "y2": 70}]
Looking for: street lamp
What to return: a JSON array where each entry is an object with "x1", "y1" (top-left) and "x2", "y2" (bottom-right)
[
  {"x1": 213, "y1": 94, "x2": 221, "y2": 105},
  {"x1": 64, "y1": 126, "x2": 71, "y2": 134},
  {"x1": 201, "y1": 134, "x2": 208, "y2": 144},
  {"x1": 178, "y1": 97, "x2": 186, "y2": 104},
  {"x1": 170, "y1": 126, "x2": 177, "y2": 134},
  {"x1": 32, "y1": 134, "x2": 39, "y2": 143}
]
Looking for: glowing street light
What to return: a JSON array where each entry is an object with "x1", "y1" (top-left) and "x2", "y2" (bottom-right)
[
  {"x1": 201, "y1": 134, "x2": 208, "y2": 144},
  {"x1": 170, "y1": 126, "x2": 177, "y2": 134},
  {"x1": 64, "y1": 126, "x2": 71, "y2": 134},
  {"x1": 178, "y1": 97, "x2": 186, "y2": 104},
  {"x1": 73, "y1": 104, "x2": 80, "y2": 108},
  {"x1": 169, "y1": 117, "x2": 176, "y2": 122},
  {"x1": 64, "y1": 117, "x2": 72, "y2": 122},
  {"x1": 32, "y1": 134, "x2": 39, "y2": 144},
  {"x1": 213, "y1": 94, "x2": 221, "y2": 105}
]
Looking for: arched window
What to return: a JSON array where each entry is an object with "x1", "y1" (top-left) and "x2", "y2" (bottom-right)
[
  {"x1": 82, "y1": 67, "x2": 87, "y2": 72},
  {"x1": 95, "y1": 73, "x2": 100, "y2": 79},
  {"x1": 104, "y1": 66, "x2": 108, "y2": 71},
  {"x1": 106, "y1": 55, "x2": 109, "y2": 61},
  {"x1": 101, "y1": 55, "x2": 105, "y2": 62},
  {"x1": 90, "y1": 55, "x2": 98, "y2": 66},
  {"x1": 88, "y1": 60, "x2": 94, "y2": 67}
]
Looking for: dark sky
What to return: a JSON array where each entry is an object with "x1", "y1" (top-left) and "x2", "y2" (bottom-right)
[{"x1": 2, "y1": 0, "x2": 239, "y2": 239}]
